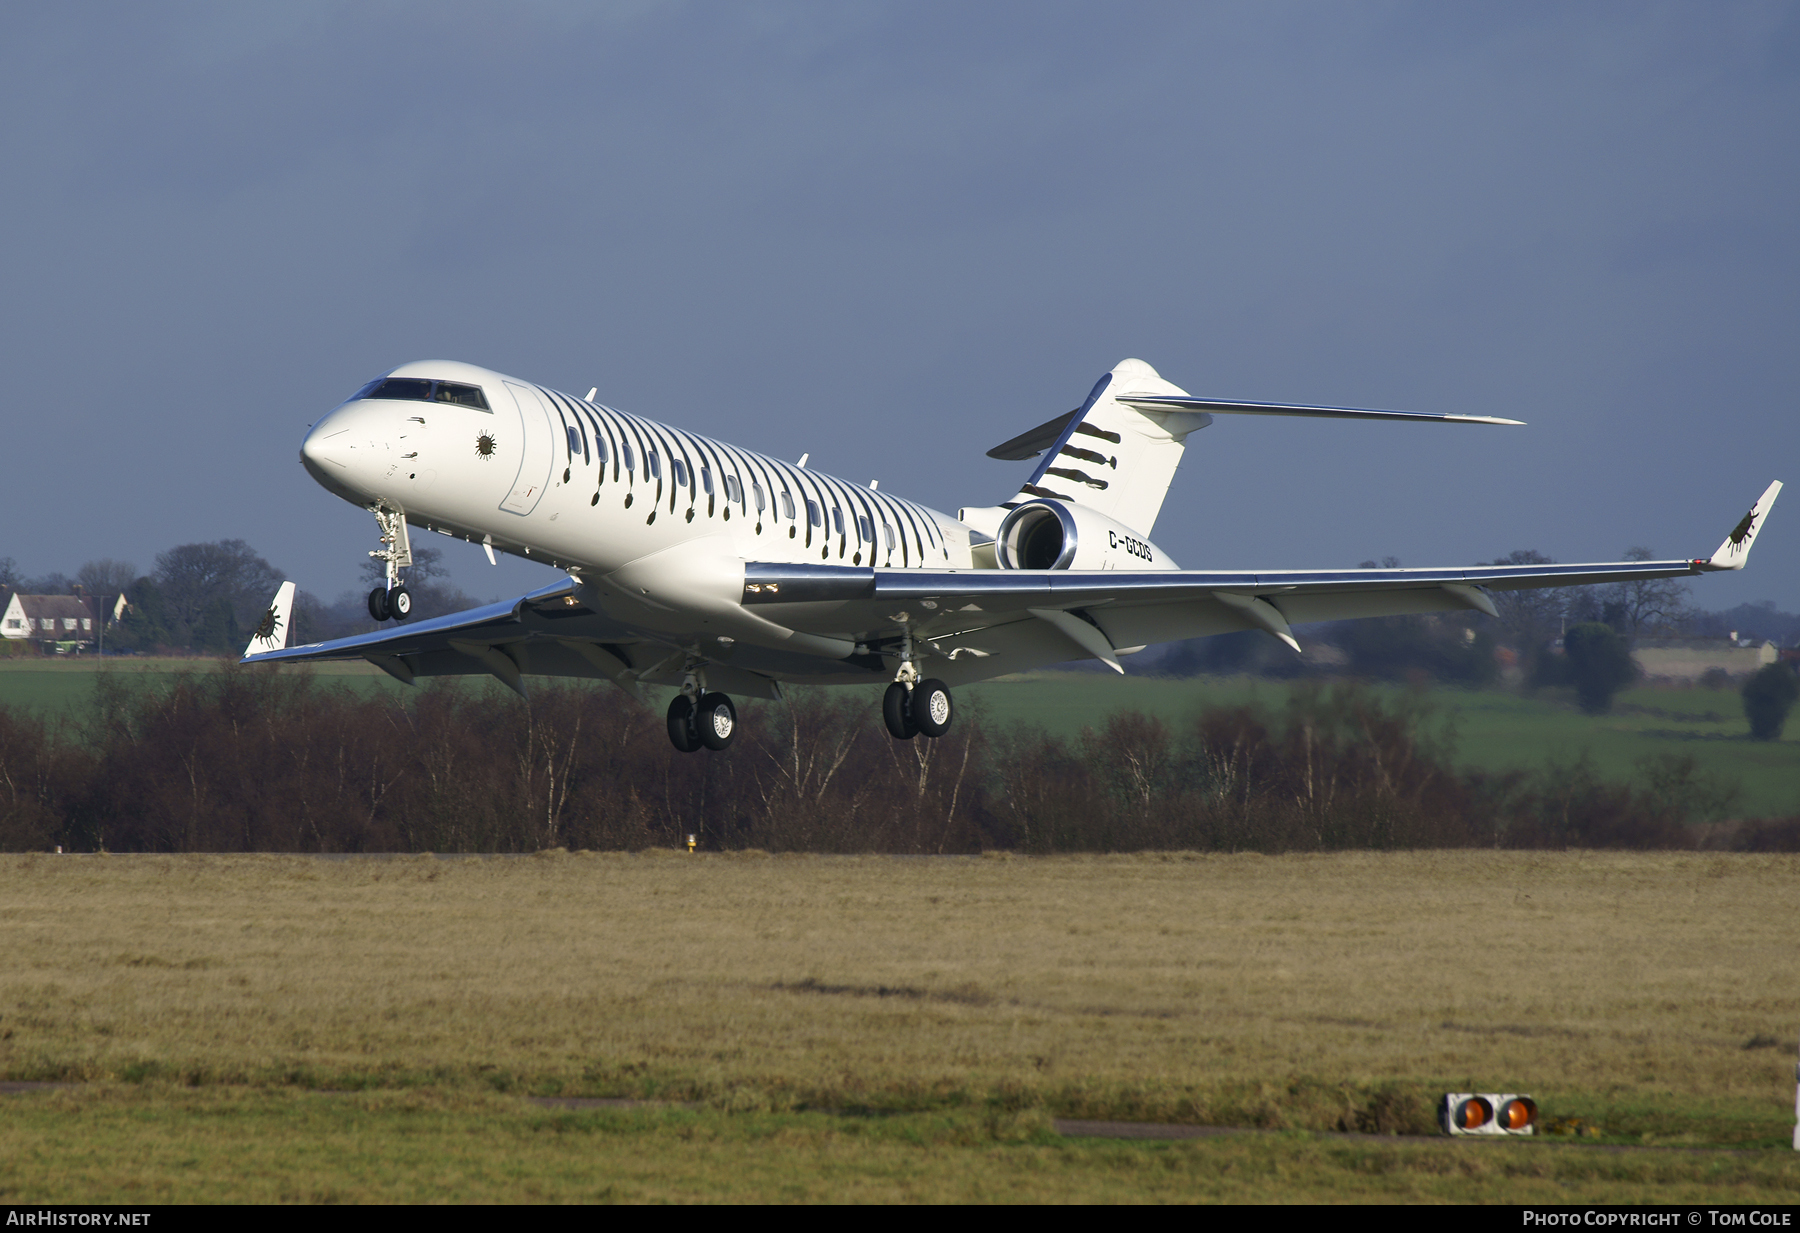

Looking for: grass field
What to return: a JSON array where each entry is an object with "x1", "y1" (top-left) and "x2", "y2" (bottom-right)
[
  {"x1": 3, "y1": 851, "x2": 1798, "y2": 1202},
  {"x1": 16, "y1": 659, "x2": 1788, "y2": 817}
]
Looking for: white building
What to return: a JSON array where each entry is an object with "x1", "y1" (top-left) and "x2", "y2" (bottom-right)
[{"x1": 0, "y1": 592, "x2": 100, "y2": 651}]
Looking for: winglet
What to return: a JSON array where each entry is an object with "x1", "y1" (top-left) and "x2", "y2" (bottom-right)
[
  {"x1": 1702, "y1": 481, "x2": 1782, "y2": 570},
  {"x1": 243, "y1": 582, "x2": 297, "y2": 658}
]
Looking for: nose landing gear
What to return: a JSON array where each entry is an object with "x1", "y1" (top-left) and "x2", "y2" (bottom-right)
[{"x1": 366, "y1": 503, "x2": 413, "y2": 623}]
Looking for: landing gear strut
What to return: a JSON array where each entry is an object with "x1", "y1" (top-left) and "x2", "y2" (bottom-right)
[{"x1": 367, "y1": 503, "x2": 413, "y2": 623}]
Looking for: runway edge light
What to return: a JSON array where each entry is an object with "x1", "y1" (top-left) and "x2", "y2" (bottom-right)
[{"x1": 1440, "y1": 1093, "x2": 1537, "y2": 1136}]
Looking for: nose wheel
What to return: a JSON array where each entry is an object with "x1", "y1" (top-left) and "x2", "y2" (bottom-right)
[
  {"x1": 366, "y1": 585, "x2": 411, "y2": 623},
  {"x1": 365, "y1": 503, "x2": 415, "y2": 623}
]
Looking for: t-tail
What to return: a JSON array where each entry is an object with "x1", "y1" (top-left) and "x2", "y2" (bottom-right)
[{"x1": 969, "y1": 358, "x2": 1523, "y2": 543}]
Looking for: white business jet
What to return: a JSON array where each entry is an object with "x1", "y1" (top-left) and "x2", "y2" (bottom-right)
[{"x1": 242, "y1": 358, "x2": 1781, "y2": 753}]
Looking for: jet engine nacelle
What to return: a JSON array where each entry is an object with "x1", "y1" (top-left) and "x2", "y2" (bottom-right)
[{"x1": 994, "y1": 499, "x2": 1179, "y2": 571}]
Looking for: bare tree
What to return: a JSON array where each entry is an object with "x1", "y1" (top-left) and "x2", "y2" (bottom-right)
[
  {"x1": 1484, "y1": 550, "x2": 1567, "y2": 647},
  {"x1": 1603, "y1": 547, "x2": 1691, "y2": 639},
  {"x1": 153, "y1": 540, "x2": 282, "y2": 634},
  {"x1": 77, "y1": 559, "x2": 138, "y2": 593}
]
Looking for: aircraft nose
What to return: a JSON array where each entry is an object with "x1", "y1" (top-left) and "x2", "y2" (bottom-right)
[
  {"x1": 302, "y1": 410, "x2": 354, "y2": 469},
  {"x1": 300, "y1": 409, "x2": 364, "y2": 496}
]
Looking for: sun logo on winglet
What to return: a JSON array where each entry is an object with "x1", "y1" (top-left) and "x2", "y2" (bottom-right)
[
  {"x1": 1728, "y1": 508, "x2": 1758, "y2": 548},
  {"x1": 475, "y1": 432, "x2": 497, "y2": 459},
  {"x1": 252, "y1": 606, "x2": 282, "y2": 641}
]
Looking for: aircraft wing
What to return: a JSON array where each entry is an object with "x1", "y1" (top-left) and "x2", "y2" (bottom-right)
[
  {"x1": 743, "y1": 482, "x2": 1782, "y2": 672},
  {"x1": 239, "y1": 577, "x2": 695, "y2": 701}
]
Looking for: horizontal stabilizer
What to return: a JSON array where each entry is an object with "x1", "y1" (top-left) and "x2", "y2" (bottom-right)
[
  {"x1": 1703, "y1": 481, "x2": 1783, "y2": 570},
  {"x1": 987, "y1": 411, "x2": 1075, "y2": 460},
  {"x1": 1116, "y1": 395, "x2": 1524, "y2": 427}
]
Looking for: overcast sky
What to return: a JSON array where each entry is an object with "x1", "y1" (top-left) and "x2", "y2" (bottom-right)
[{"x1": 3, "y1": 2, "x2": 1796, "y2": 613}]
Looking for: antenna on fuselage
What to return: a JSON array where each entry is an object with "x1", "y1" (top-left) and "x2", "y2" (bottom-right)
[
  {"x1": 585, "y1": 388, "x2": 597, "y2": 402},
  {"x1": 797, "y1": 453, "x2": 809, "y2": 469}
]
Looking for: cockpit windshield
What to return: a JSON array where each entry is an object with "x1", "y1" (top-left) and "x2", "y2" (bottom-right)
[{"x1": 351, "y1": 377, "x2": 491, "y2": 410}]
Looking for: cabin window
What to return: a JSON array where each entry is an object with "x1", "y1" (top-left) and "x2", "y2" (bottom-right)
[
  {"x1": 623, "y1": 444, "x2": 635, "y2": 473},
  {"x1": 672, "y1": 458, "x2": 687, "y2": 487},
  {"x1": 781, "y1": 489, "x2": 795, "y2": 520},
  {"x1": 831, "y1": 507, "x2": 844, "y2": 536},
  {"x1": 723, "y1": 474, "x2": 740, "y2": 503},
  {"x1": 857, "y1": 515, "x2": 874, "y2": 542},
  {"x1": 751, "y1": 480, "x2": 765, "y2": 512},
  {"x1": 647, "y1": 449, "x2": 660, "y2": 479},
  {"x1": 566, "y1": 427, "x2": 581, "y2": 458},
  {"x1": 700, "y1": 466, "x2": 713, "y2": 496},
  {"x1": 883, "y1": 522, "x2": 895, "y2": 553},
  {"x1": 593, "y1": 437, "x2": 608, "y2": 466},
  {"x1": 805, "y1": 498, "x2": 820, "y2": 526}
]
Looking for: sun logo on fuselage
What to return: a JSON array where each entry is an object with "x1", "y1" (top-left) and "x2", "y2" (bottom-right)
[{"x1": 475, "y1": 432, "x2": 497, "y2": 459}]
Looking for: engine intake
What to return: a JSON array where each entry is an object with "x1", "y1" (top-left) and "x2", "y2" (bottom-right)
[
  {"x1": 994, "y1": 499, "x2": 1177, "y2": 571},
  {"x1": 997, "y1": 501, "x2": 1078, "y2": 569}
]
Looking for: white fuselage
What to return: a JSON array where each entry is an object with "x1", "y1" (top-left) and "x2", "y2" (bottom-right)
[{"x1": 301, "y1": 361, "x2": 984, "y2": 647}]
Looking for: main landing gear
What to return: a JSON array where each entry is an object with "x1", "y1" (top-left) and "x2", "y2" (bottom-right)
[
  {"x1": 666, "y1": 667, "x2": 737, "y2": 753},
  {"x1": 882, "y1": 679, "x2": 952, "y2": 740},
  {"x1": 880, "y1": 622, "x2": 954, "y2": 741},
  {"x1": 366, "y1": 503, "x2": 413, "y2": 623}
]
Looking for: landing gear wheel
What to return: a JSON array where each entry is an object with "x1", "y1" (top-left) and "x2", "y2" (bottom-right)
[
  {"x1": 389, "y1": 587, "x2": 412, "y2": 620},
  {"x1": 666, "y1": 695, "x2": 701, "y2": 753},
  {"x1": 882, "y1": 682, "x2": 918, "y2": 740},
  {"x1": 913, "y1": 678, "x2": 953, "y2": 738},
  {"x1": 696, "y1": 692, "x2": 737, "y2": 751},
  {"x1": 367, "y1": 587, "x2": 391, "y2": 622}
]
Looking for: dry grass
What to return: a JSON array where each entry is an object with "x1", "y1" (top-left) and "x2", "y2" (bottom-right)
[
  {"x1": 2, "y1": 851, "x2": 1795, "y2": 1138},
  {"x1": 8, "y1": 849, "x2": 1800, "y2": 1201},
  {"x1": 5, "y1": 1086, "x2": 1798, "y2": 1204}
]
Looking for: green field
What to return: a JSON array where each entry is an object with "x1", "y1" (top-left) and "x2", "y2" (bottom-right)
[
  {"x1": 3, "y1": 851, "x2": 1798, "y2": 1203},
  {"x1": 7, "y1": 659, "x2": 1790, "y2": 817}
]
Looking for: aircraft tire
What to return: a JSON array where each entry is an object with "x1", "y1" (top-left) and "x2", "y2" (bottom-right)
[
  {"x1": 367, "y1": 587, "x2": 390, "y2": 622},
  {"x1": 882, "y1": 682, "x2": 918, "y2": 740},
  {"x1": 697, "y1": 692, "x2": 737, "y2": 751},
  {"x1": 913, "y1": 679, "x2": 953, "y2": 738},
  {"x1": 389, "y1": 587, "x2": 412, "y2": 620},
  {"x1": 666, "y1": 695, "x2": 702, "y2": 753}
]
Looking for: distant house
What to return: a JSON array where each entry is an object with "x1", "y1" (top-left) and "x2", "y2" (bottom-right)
[
  {"x1": 1, "y1": 593, "x2": 101, "y2": 652},
  {"x1": 1632, "y1": 635, "x2": 1777, "y2": 682}
]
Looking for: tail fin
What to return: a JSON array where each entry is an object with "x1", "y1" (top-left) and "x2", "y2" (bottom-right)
[
  {"x1": 244, "y1": 581, "x2": 297, "y2": 657},
  {"x1": 984, "y1": 359, "x2": 1526, "y2": 537},
  {"x1": 988, "y1": 359, "x2": 1194, "y2": 536}
]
